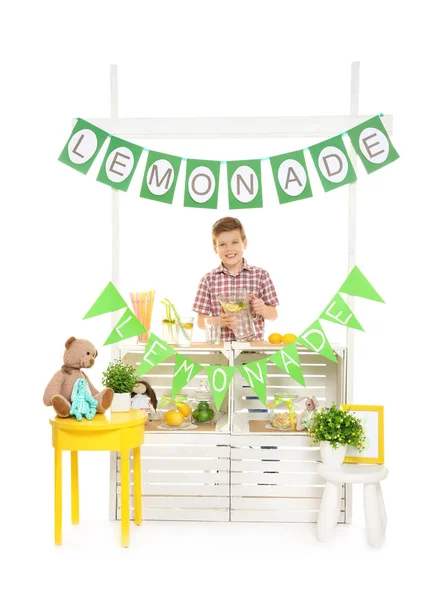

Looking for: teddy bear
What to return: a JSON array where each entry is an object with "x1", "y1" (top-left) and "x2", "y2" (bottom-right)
[
  {"x1": 296, "y1": 396, "x2": 320, "y2": 431},
  {"x1": 131, "y1": 379, "x2": 157, "y2": 414},
  {"x1": 43, "y1": 337, "x2": 114, "y2": 418}
]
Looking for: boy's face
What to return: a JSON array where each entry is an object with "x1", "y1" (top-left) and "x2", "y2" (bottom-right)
[{"x1": 214, "y1": 229, "x2": 247, "y2": 267}]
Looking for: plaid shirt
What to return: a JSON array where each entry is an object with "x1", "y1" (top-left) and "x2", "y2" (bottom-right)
[{"x1": 192, "y1": 260, "x2": 279, "y2": 341}]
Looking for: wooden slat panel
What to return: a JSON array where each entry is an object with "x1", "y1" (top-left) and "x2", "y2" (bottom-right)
[
  {"x1": 231, "y1": 510, "x2": 345, "y2": 523},
  {"x1": 231, "y1": 448, "x2": 319, "y2": 461},
  {"x1": 142, "y1": 458, "x2": 228, "y2": 471},
  {"x1": 145, "y1": 433, "x2": 230, "y2": 445},
  {"x1": 130, "y1": 471, "x2": 229, "y2": 484},
  {"x1": 231, "y1": 460, "x2": 318, "y2": 473},
  {"x1": 231, "y1": 435, "x2": 311, "y2": 447},
  {"x1": 133, "y1": 496, "x2": 229, "y2": 509},
  {"x1": 118, "y1": 508, "x2": 230, "y2": 521},
  {"x1": 231, "y1": 484, "x2": 325, "y2": 498},
  {"x1": 231, "y1": 472, "x2": 323, "y2": 485},
  {"x1": 117, "y1": 483, "x2": 230, "y2": 496},
  {"x1": 142, "y1": 445, "x2": 230, "y2": 458},
  {"x1": 232, "y1": 497, "x2": 323, "y2": 510}
]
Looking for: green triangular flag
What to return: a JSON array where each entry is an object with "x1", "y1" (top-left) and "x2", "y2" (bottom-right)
[
  {"x1": 320, "y1": 293, "x2": 364, "y2": 331},
  {"x1": 269, "y1": 149, "x2": 313, "y2": 204},
  {"x1": 83, "y1": 282, "x2": 128, "y2": 319},
  {"x1": 58, "y1": 118, "x2": 109, "y2": 175},
  {"x1": 171, "y1": 354, "x2": 204, "y2": 396},
  {"x1": 137, "y1": 333, "x2": 176, "y2": 377},
  {"x1": 237, "y1": 358, "x2": 268, "y2": 405},
  {"x1": 269, "y1": 343, "x2": 305, "y2": 386},
  {"x1": 298, "y1": 320, "x2": 338, "y2": 363},
  {"x1": 227, "y1": 159, "x2": 263, "y2": 209},
  {"x1": 347, "y1": 115, "x2": 399, "y2": 174},
  {"x1": 339, "y1": 266, "x2": 384, "y2": 302},
  {"x1": 104, "y1": 308, "x2": 147, "y2": 346},
  {"x1": 205, "y1": 366, "x2": 236, "y2": 410},
  {"x1": 97, "y1": 136, "x2": 143, "y2": 192},
  {"x1": 140, "y1": 150, "x2": 182, "y2": 204},
  {"x1": 309, "y1": 134, "x2": 357, "y2": 192}
]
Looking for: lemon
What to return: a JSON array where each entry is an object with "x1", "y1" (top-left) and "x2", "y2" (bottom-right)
[
  {"x1": 165, "y1": 410, "x2": 185, "y2": 426},
  {"x1": 225, "y1": 303, "x2": 240, "y2": 313},
  {"x1": 176, "y1": 402, "x2": 192, "y2": 417},
  {"x1": 281, "y1": 333, "x2": 297, "y2": 343},
  {"x1": 268, "y1": 333, "x2": 283, "y2": 344},
  {"x1": 182, "y1": 323, "x2": 193, "y2": 329}
]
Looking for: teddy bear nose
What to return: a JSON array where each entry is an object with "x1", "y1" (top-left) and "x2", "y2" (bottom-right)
[{"x1": 89, "y1": 358, "x2": 94, "y2": 366}]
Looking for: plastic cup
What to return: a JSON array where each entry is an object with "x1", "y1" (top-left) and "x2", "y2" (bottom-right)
[
  {"x1": 205, "y1": 316, "x2": 221, "y2": 344},
  {"x1": 177, "y1": 317, "x2": 194, "y2": 346}
]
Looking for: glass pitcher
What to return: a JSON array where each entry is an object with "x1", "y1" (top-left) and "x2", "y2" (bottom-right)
[{"x1": 218, "y1": 289, "x2": 256, "y2": 342}]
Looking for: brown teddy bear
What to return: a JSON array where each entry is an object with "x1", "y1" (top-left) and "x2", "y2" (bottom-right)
[{"x1": 44, "y1": 337, "x2": 114, "y2": 418}]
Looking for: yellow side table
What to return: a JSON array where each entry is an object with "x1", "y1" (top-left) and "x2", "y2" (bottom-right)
[{"x1": 50, "y1": 408, "x2": 147, "y2": 547}]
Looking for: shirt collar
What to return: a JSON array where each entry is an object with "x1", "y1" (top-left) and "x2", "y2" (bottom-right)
[{"x1": 217, "y1": 258, "x2": 251, "y2": 275}]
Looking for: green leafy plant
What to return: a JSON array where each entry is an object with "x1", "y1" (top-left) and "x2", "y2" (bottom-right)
[
  {"x1": 101, "y1": 359, "x2": 139, "y2": 394},
  {"x1": 308, "y1": 404, "x2": 366, "y2": 451}
]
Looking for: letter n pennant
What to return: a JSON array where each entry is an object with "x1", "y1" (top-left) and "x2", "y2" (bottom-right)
[
  {"x1": 237, "y1": 358, "x2": 268, "y2": 405},
  {"x1": 298, "y1": 320, "x2": 338, "y2": 363},
  {"x1": 171, "y1": 354, "x2": 203, "y2": 396},
  {"x1": 269, "y1": 343, "x2": 305, "y2": 386}
]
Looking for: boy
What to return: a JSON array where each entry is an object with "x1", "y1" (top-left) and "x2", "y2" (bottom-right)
[{"x1": 192, "y1": 217, "x2": 279, "y2": 341}]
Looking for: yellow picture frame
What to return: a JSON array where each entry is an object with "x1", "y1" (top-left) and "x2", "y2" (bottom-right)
[{"x1": 341, "y1": 405, "x2": 384, "y2": 464}]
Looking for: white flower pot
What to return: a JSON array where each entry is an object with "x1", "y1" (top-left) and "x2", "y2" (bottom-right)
[
  {"x1": 110, "y1": 392, "x2": 131, "y2": 412},
  {"x1": 320, "y1": 441, "x2": 347, "y2": 466}
]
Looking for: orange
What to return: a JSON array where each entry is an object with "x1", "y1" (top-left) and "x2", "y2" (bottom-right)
[
  {"x1": 281, "y1": 333, "x2": 297, "y2": 343},
  {"x1": 176, "y1": 402, "x2": 192, "y2": 417},
  {"x1": 268, "y1": 333, "x2": 283, "y2": 344},
  {"x1": 165, "y1": 410, "x2": 185, "y2": 426}
]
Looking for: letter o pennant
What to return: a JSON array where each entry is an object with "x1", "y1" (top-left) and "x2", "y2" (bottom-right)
[{"x1": 184, "y1": 159, "x2": 221, "y2": 209}]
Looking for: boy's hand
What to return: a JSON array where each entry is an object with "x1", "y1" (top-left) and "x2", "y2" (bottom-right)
[
  {"x1": 249, "y1": 294, "x2": 266, "y2": 317},
  {"x1": 220, "y1": 310, "x2": 237, "y2": 330}
]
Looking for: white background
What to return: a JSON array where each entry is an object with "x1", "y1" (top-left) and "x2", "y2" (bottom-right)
[{"x1": 2, "y1": 1, "x2": 423, "y2": 597}]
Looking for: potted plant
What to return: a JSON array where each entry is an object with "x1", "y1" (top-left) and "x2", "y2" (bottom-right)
[
  {"x1": 102, "y1": 359, "x2": 139, "y2": 412},
  {"x1": 307, "y1": 404, "x2": 366, "y2": 466}
]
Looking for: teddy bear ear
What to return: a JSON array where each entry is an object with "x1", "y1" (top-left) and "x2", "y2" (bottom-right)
[{"x1": 65, "y1": 336, "x2": 77, "y2": 349}]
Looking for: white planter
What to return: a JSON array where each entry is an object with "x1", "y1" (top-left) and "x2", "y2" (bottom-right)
[
  {"x1": 110, "y1": 392, "x2": 131, "y2": 412},
  {"x1": 320, "y1": 441, "x2": 347, "y2": 466}
]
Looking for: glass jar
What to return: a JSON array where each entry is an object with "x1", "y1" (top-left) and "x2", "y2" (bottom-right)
[
  {"x1": 177, "y1": 317, "x2": 194, "y2": 346},
  {"x1": 270, "y1": 393, "x2": 299, "y2": 430},
  {"x1": 162, "y1": 318, "x2": 177, "y2": 343},
  {"x1": 159, "y1": 394, "x2": 192, "y2": 429},
  {"x1": 191, "y1": 380, "x2": 215, "y2": 425}
]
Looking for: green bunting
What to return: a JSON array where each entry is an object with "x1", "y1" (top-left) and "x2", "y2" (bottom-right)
[
  {"x1": 237, "y1": 359, "x2": 268, "y2": 405},
  {"x1": 205, "y1": 366, "x2": 236, "y2": 410},
  {"x1": 184, "y1": 159, "x2": 221, "y2": 209},
  {"x1": 97, "y1": 136, "x2": 143, "y2": 192},
  {"x1": 339, "y1": 266, "x2": 384, "y2": 302},
  {"x1": 140, "y1": 150, "x2": 182, "y2": 204},
  {"x1": 83, "y1": 282, "x2": 128, "y2": 319},
  {"x1": 171, "y1": 354, "x2": 203, "y2": 396},
  {"x1": 227, "y1": 160, "x2": 263, "y2": 209},
  {"x1": 320, "y1": 293, "x2": 364, "y2": 331},
  {"x1": 58, "y1": 118, "x2": 109, "y2": 174},
  {"x1": 104, "y1": 308, "x2": 147, "y2": 346},
  {"x1": 348, "y1": 115, "x2": 399, "y2": 174},
  {"x1": 269, "y1": 343, "x2": 305, "y2": 387},
  {"x1": 309, "y1": 134, "x2": 357, "y2": 192},
  {"x1": 270, "y1": 150, "x2": 313, "y2": 204},
  {"x1": 298, "y1": 320, "x2": 338, "y2": 363},
  {"x1": 137, "y1": 333, "x2": 176, "y2": 377}
]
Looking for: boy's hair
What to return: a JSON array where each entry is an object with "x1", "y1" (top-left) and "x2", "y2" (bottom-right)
[{"x1": 212, "y1": 217, "x2": 246, "y2": 246}]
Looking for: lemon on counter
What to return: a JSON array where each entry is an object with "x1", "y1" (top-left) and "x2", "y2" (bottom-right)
[
  {"x1": 176, "y1": 402, "x2": 192, "y2": 417},
  {"x1": 165, "y1": 410, "x2": 185, "y2": 426},
  {"x1": 268, "y1": 333, "x2": 283, "y2": 344},
  {"x1": 281, "y1": 333, "x2": 297, "y2": 343}
]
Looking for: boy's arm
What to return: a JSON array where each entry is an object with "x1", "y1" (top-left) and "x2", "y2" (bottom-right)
[
  {"x1": 250, "y1": 270, "x2": 279, "y2": 321},
  {"x1": 197, "y1": 313, "x2": 208, "y2": 330},
  {"x1": 250, "y1": 297, "x2": 278, "y2": 321}
]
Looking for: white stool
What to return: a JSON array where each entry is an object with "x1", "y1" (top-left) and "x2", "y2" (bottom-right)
[{"x1": 317, "y1": 463, "x2": 388, "y2": 548}]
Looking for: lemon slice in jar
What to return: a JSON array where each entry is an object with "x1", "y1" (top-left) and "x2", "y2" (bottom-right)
[{"x1": 225, "y1": 303, "x2": 240, "y2": 312}]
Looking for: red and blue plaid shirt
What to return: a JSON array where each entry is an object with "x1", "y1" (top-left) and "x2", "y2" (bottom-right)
[{"x1": 192, "y1": 260, "x2": 279, "y2": 341}]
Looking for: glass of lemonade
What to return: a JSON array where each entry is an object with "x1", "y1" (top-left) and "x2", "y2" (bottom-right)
[
  {"x1": 177, "y1": 317, "x2": 194, "y2": 346},
  {"x1": 218, "y1": 289, "x2": 256, "y2": 342},
  {"x1": 204, "y1": 316, "x2": 221, "y2": 344}
]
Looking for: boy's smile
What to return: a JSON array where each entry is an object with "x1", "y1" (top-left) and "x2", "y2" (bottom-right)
[{"x1": 214, "y1": 230, "x2": 247, "y2": 273}]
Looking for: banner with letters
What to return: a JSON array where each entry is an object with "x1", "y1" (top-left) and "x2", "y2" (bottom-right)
[
  {"x1": 83, "y1": 266, "x2": 384, "y2": 409},
  {"x1": 59, "y1": 115, "x2": 399, "y2": 210}
]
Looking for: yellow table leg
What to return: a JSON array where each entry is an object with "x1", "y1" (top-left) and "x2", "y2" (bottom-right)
[
  {"x1": 71, "y1": 451, "x2": 79, "y2": 525},
  {"x1": 120, "y1": 449, "x2": 130, "y2": 547},
  {"x1": 133, "y1": 446, "x2": 142, "y2": 525},
  {"x1": 54, "y1": 446, "x2": 62, "y2": 545}
]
